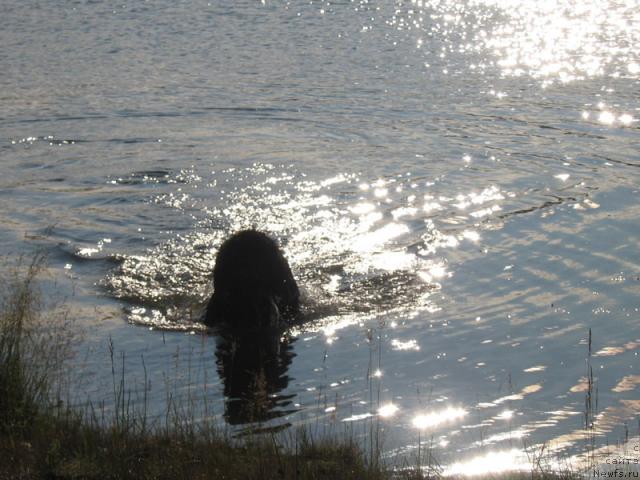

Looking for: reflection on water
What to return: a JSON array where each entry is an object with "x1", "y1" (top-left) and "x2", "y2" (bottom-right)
[
  {"x1": 480, "y1": 0, "x2": 640, "y2": 83},
  {"x1": 378, "y1": 403, "x2": 400, "y2": 418},
  {"x1": 444, "y1": 449, "x2": 533, "y2": 477},
  {"x1": 413, "y1": 407, "x2": 467, "y2": 429},
  {"x1": 214, "y1": 326, "x2": 297, "y2": 427},
  {"x1": 392, "y1": 0, "x2": 640, "y2": 84}
]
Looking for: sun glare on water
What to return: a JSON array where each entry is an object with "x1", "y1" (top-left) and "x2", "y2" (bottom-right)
[
  {"x1": 395, "y1": 0, "x2": 640, "y2": 84},
  {"x1": 412, "y1": 407, "x2": 467, "y2": 429}
]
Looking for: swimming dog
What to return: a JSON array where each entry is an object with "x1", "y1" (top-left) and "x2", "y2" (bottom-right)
[{"x1": 205, "y1": 230, "x2": 300, "y2": 329}]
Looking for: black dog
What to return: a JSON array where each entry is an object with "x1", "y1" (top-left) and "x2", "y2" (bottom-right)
[{"x1": 205, "y1": 230, "x2": 300, "y2": 328}]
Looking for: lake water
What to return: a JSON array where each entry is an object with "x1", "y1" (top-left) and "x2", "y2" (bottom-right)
[{"x1": 1, "y1": 0, "x2": 639, "y2": 473}]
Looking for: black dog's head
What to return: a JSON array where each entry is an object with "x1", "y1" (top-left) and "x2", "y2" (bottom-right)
[{"x1": 205, "y1": 229, "x2": 300, "y2": 329}]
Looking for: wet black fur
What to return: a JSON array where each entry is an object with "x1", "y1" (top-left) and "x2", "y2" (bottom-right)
[{"x1": 205, "y1": 230, "x2": 300, "y2": 328}]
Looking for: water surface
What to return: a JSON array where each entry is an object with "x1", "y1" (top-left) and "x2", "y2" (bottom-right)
[{"x1": 1, "y1": 0, "x2": 639, "y2": 473}]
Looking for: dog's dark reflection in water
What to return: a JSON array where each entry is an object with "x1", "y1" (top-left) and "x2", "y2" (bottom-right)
[
  {"x1": 214, "y1": 326, "x2": 298, "y2": 426},
  {"x1": 205, "y1": 230, "x2": 301, "y2": 426}
]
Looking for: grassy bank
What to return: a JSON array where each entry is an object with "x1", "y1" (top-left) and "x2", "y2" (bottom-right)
[{"x1": 0, "y1": 258, "x2": 395, "y2": 479}]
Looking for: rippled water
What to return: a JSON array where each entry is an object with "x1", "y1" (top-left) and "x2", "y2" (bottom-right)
[{"x1": 2, "y1": 0, "x2": 639, "y2": 473}]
